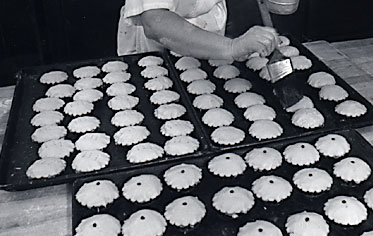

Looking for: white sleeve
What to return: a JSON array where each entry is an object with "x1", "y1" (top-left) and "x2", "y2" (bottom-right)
[{"x1": 123, "y1": 0, "x2": 176, "y2": 19}]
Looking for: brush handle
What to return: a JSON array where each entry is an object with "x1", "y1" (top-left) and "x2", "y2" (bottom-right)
[{"x1": 256, "y1": 0, "x2": 274, "y2": 27}]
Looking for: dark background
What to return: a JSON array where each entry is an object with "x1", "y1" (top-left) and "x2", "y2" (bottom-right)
[{"x1": 1, "y1": 0, "x2": 373, "y2": 86}]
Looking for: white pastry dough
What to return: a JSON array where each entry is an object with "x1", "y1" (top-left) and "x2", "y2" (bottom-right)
[
  {"x1": 249, "y1": 120, "x2": 283, "y2": 140},
  {"x1": 211, "y1": 126, "x2": 245, "y2": 145},
  {"x1": 164, "y1": 135, "x2": 199, "y2": 156},
  {"x1": 102, "y1": 60, "x2": 128, "y2": 72},
  {"x1": 40, "y1": 71, "x2": 68, "y2": 84},
  {"x1": 73, "y1": 65, "x2": 100, "y2": 78},
  {"x1": 103, "y1": 71, "x2": 131, "y2": 84}
]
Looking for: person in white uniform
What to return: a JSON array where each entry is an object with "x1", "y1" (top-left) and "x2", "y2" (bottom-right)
[{"x1": 118, "y1": 0, "x2": 279, "y2": 61}]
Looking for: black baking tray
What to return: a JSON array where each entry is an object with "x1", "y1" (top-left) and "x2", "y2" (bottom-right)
[
  {"x1": 166, "y1": 36, "x2": 373, "y2": 151},
  {"x1": 72, "y1": 129, "x2": 373, "y2": 236},
  {"x1": 0, "y1": 52, "x2": 209, "y2": 191}
]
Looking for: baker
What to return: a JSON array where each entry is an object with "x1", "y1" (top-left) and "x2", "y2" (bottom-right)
[{"x1": 117, "y1": 0, "x2": 284, "y2": 61}]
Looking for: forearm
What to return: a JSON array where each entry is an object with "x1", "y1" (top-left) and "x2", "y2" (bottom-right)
[{"x1": 140, "y1": 9, "x2": 234, "y2": 60}]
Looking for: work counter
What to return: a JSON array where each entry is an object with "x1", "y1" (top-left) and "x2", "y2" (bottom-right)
[{"x1": 1, "y1": 38, "x2": 373, "y2": 236}]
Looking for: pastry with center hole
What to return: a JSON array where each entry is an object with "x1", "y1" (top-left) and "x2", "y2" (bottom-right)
[
  {"x1": 72, "y1": 150, "x2": 110, "y2": 172},
  {"x1": 164, "y1": 196, "x2": 206, "y2": 227},
  {"x1": 187, "y1": 79, "x2": 216, "y2": 95},
  {"x1": 335, "y1": 100, "x2": 367, "y2": 117},
  {"x1": 245, "y1": 147, "x2": 282, "y2": 171},
  {"x1": 64, "y1": 101, "x2": 94, "y2": 117},
  {"x1": 212, "y1": 186, "x2": 255, "y2": 217},
  {"x1": 114, "y1": 126, "x2": 150, "y2": 146},
  {"x1": 283, "y1": 142, "x2": 320, "y2": 166},
  {"x1": 74, "y1": 77, "x2": 103, "y2": 90},
  {"x1": 31, "y1": 125, "x2": 67, "y2": 143},
  {"x1": 180, "y1": 68, "x2": 207, "y2": 83},
  {"x1": 213, "y1": 65, "x2": 240, "y2": 79},
  {"x1": 31, "y1": 111, "x2": 64, "y2": 127},
  {"x1": 106, "y1": 82, "x2": 136, "y2": 96},
  {"x1": 324, "y1": 196, "x2": 367, "y2": 226},
  {"x1": 286, "y1": 211, "x2": 329, "y2": 236},
  {"x1": 319, "y1": 84, "x2": 348, "y2": 101},
  {"x1": 164, "y1": 163, "x2": 202, "y2": 190},
  {"x1": 38, "y1": 139, "x2": 74, "y2": 159},
  {"x1": 291, "y1": 55, "x2": 312, "y2": 70},
  {"x1": 211, "y1": 126, "x2": 245, "y2": 145},
  {"x1": 208, "y1": 58, "x2": 234, "y2": 67},
  {"x1": 103, "y1": 71, "x2": 131, "y2": 84},
  {"x1": 73, "y1": 65, "x2": 100, "y2": 78},
  {"x1": 126, "y1": 142, "x2": 164, "y2": 163},
  {"x1": 208, "y1": 153, "x2": 246, "y2": 177},
  {"x1": 144, "y1": 76, "x2": 173, "y2": 91},
  {"x1": 175, "y1": 56, "x2": 201, "y2": 71},
  {"x1": 244, "y1": 104, "x2": 276, "y2": 121},
  {"x1": 73, "y1": 89, "x2": 103, "y2": 102},
  {"x1": 237, "y1": 220, "x2": 283, "y2": 236},
  {"x1": 234, "y1": 92, "x2": 266, "y2": 109},
  {"x1": 138, "y1": 55, "x2": 164, "y2": 67},
  {"x1": 202, "y1": 108, "x2": 234, "y2": 127},
  {"x1": 333, "y1": 157, "x2": 371, "y2": 184},
  {"x1": 111, "y1": 110, "x2": 144, "y2": 127},
  {"x1": 285, "y1": 96, "x2": 314, "y2": 113},
  {"x1": 164, "y1": 135, "x2": 199, "y2": 156},
  {"x1": 46, "y1": 84, "x2": 76, "y2": 98},
  {"x1": 75, "y1": 133, "x2": 110, "y2": 151},
  {"x1": 68, "y1": 116, "x2": 100, "y2": 133},
  {"x1": 75, "y1": 214, "x2": 121, "y2": 236},
  {"x1": 160, "y1": 119, "x2": 194, "y2": 137},
  {"x1": 291, "y1": 108, "x2": 324, "y2": 129},
  {"x1": 76, "y1": 180, "x2": 119, "y2": 208},
  {"x1": 252, "y1": 175, "x2": 292, "y2": 202},
  {"x1": 193, "y1": 94, "x2": 223, "y2": 110},
  {"x1": 364, "y1": 187, "x2": 373, "y2": 210},
  {"x1": 122, "y1": 209, "x2": 166, "y2": 236},
  {"x1": 140, "y1": 65, "x2": 168, "y2": 78},
  {"x1": 315, "y1": 134, "x2": 350, "y2": 158},
  {"x1": 154, "y1": 103, "x2": 186, "y2": 120},
  {"x1": 249, "y1": 120, "x2": 283, "y2": 140},
  {"x1": 26, "y1": 158, "x2": 66, "y2": 179},
  {"x1": 150, "y1": 90, "x2": 180, "y2": 105},
  {"x1": 293, "y1": 168, "x2": 333, "y2": 193},
  {"x1": 122, "y1": 174, "x2": 163, "y2": 203},
  {"x1": 102, "y1": 60, "x2": 128, "y2": 72},
  {"x1": 33, "y1": 97, "x2": 65, "y2": 112},
  {"x1": 279, "y1": 45, "x2": 300, "y2": 57},
  {"x1": 107, "y1": 95, "x2": 139, "y2": 111},
  {"x1": 307, "y1": 71, "x2": 336, "y2": 88},
  {"x1": 224, "y1": 78, "x2": 252, "y2": 93},
  {"x1": 40, "y1": 71, "x2": 68, "y2": 84},
  {"x1": 246, "y1": 56, "x2": 269, "y2": 71}
]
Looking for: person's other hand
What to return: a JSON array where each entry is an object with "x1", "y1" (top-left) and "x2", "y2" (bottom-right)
[{"x1": 231, "y1": 26, "x2": 279, "y2": 61}]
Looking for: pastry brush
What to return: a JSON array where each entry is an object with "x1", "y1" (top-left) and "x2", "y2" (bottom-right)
[{"x1": 256, "y1": 0, "x2": 303, "y2": 108}]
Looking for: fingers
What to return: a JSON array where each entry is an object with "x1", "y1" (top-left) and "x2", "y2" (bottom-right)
[
  {"x1": 231, "y1": 25, "x2": 280, "y2": 60},
  {"x1": 251, "y1": 26, "x2": 279, "y2": 56}
]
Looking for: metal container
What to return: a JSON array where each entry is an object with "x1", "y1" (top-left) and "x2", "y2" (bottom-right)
[{"x1": 266, "y1": 0, "x2": 299, "y2": 15}]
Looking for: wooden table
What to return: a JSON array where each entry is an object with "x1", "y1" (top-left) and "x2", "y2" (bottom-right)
[{"x1": 1, "y1": 39, "x2": 373, "y2": 236}]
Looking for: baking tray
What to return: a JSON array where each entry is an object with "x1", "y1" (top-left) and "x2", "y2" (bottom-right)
[
  {"x1": 0, "y1": 52, "x2": 209, "y2": 191},
  {"x1": 72, "y1": 129, "x2": 373, "y2": 236},
  {"x1": 166, "y1": 36, "x2": 373, "y2": 151}
]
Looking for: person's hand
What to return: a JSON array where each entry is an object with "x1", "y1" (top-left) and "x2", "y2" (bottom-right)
[{"x1": 231, "y1": 26, "x2": 279, "y2": 61}]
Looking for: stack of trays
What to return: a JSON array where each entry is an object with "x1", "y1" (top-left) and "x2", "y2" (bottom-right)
[{"x1": 1, "y1": 37, "x2": 373, "y2": 235}]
